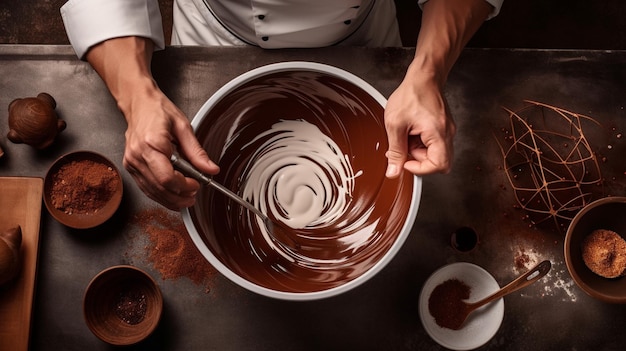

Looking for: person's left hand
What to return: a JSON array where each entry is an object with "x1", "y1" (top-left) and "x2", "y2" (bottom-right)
[{"x1": 384, "y1": 71, "x2": 456, "y2": 178}]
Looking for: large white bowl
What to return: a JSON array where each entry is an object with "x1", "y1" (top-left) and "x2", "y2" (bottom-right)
[{"x1": 182, "y1": 62, "x2": 421, "y2": 300}]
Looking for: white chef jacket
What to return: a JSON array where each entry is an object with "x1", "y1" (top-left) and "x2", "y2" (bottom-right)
[
  {"x1": 61, "y1": 0, "x2": 503, "y2": 59},
  {"x1": 171, "y1": 0, "x2": 397, "y2": 48}
]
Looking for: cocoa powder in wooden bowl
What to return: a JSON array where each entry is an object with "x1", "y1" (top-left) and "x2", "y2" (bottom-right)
[
  {"x1": 83, "y1": 265, "x2": 163, "y2": 346},
  {"x1": 44, "y1": 150, "x2": 123, "y2": 229}
]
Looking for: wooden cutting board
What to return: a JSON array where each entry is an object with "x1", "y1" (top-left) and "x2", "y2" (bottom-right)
[{"x1": 0, "y1": 177, "x2": 43, "y2": 351}]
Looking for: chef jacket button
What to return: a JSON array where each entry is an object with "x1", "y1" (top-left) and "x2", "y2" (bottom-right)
[
  {"x1": 344, "y1": 20, "x2": 352, "y2": 25},
  {"x1": 258, "y1": 14, "x2": 265, "y2": 20},
  {"x1": 262, "y1": 36, "x2": 269, "y2": 41}
]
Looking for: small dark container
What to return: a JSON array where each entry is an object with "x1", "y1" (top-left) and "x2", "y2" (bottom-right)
[
  {"x1": 565, "y1": 197, "x2": 626, "y2": 303},
  {"x1": 83, "y1": 265, "x2": 163, "y2": 345},
  {"x1": 451, "y1": 226, "x2": 479, "y2": 252},
  {"x1": 43, "y1": 150, "x2": 123, "y2": 229}
]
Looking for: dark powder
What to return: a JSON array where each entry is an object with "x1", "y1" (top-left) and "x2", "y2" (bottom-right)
[
  {"x1": 50, "y1": 159, "x2": 120, "y2": 214},
  {"x1": 114, "y1": 288, "x2": 147, "y2": 325},
  {"x1": 133, "y1": 208, "x2": 217, "y2": 293},
  {"x1": 428, "y1": 278, "x2": 471, "y2": 330}
]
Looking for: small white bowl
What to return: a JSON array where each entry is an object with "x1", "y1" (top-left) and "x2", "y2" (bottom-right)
[{"x1": 419, "y1": 262, "x2": 504, "y2": 350}]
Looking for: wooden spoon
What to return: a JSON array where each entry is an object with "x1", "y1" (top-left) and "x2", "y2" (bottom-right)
[{"x1": 445, "y1": 260, "x2": 551, "y2": 330}]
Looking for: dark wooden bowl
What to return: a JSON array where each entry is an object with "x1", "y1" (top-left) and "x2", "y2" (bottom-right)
[
  {"x1": 564, "y1": 197, "x2": 626, "y2": 303},
  {"x1": 83, "y1": 265, "x2": 163, "y2": 345}
]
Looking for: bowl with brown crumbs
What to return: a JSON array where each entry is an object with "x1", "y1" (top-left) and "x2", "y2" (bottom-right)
[
  {"x1": 565, "y1": 196, "x2": 626, "y2": 303},
  {"x1": 83, "y1": 265, "x2": 163, "y2": 345},
  {"x1": 43, "y1": 150, "x2": 123, "y2": 229}
]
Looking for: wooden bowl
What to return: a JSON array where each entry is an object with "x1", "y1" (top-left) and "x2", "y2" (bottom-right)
[
  {"x1": 564, "y1": 197, "x2": 626, "y2": 303},
  {"x1": 83, "y1": 265, "x2": 163, "y2": 345},
  {"x1": 43, "y1": 150, "x2": 123, "y2": 229}
]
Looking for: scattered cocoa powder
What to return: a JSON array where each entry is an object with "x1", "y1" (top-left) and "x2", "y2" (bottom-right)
[
  {"x1": 428, "y1": 278, "x2": 471, "y2": 330},
  {"x1": 50, "y1": 159, "x2": 120, "y2": 214},
  {"x1": 133, "y1": 208, "x2": 217, "y2": 292}
]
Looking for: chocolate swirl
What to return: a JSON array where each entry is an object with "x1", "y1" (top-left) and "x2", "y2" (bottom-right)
[{"x1": 242, "y1": 119, "x2": 358, "y2": 230}]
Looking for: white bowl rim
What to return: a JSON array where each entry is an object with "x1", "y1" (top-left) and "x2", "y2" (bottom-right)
[{"x1": 182, "y1": 61, "x2": 422, "y2": 300}]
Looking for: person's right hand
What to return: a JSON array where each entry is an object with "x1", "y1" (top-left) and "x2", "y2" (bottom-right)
[
  {"x1": 384, "y1": 68, "x2": 456, "y2": 178},
  {"x1": 86, "y1": 36, "x2": 219, "y2": 210},
  {"x1": 121, "y1": 84, "x2": 220, "y2": 210},
  {"x1": 384, "y1": 0, "x2": 493, "y2": 178}
]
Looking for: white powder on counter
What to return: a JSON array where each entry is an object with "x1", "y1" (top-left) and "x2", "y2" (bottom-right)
[{"x1": 513, "y1": 246, "x2": 578, "y2": 302}]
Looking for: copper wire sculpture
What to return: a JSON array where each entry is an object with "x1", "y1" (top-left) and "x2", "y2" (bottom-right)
[{"x1": 497, "y1": 100, "x2": 603, "y2": 231}]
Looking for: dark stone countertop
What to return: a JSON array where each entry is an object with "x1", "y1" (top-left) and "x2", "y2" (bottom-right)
[{"x1": 1, "y1": 45, "x2": 626, "y2": 350}]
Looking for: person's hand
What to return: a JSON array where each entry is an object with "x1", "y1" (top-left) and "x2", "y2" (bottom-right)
[
  {"x1": 122, "y1": 85, "x2": 220, "y2": 210},
  {"x1": 85, "y1": 37, "x2": 219, "y2": 210},
  {"x1": 384, "y1": 70, "x2": 456, "y2": 178},
  {"x1": 383, "y1": 0, "x2": 493, "y2": 178}
]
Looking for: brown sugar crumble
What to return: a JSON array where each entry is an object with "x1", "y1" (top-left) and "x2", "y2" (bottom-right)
[
  {"x1": 50, "y1": 159, "x2": 120, "y2": 214},
  {"x1": 582, "y1": 229, "x2": 626, "y2": 278}
]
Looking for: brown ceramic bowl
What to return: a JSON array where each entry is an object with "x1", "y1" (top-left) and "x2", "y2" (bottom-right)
[
  {"x1": 43, "y1": 150, "x2": 123, "y2": 229},
  {"x1": 83, "y1": 265, "x2": 163, "y2": 346},
  {"x1": 564, "y1": 197, "x2": 626, "y2": 303},
  {"x1": 182, "y1": 62, "x2": 421, "y2": 300}
]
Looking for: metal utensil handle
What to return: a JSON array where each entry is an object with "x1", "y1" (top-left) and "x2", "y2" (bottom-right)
[
  {"x1": 170, "y1": 154, "x2": 267, "y2": 220},
  {"x1": 170, "y1": 154, "x2": 210, "y2": 184}
]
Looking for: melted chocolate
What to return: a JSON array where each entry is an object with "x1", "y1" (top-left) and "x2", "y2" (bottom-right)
[{"x1": 190, "y1": 70, "x2": 414, "y2": 292}]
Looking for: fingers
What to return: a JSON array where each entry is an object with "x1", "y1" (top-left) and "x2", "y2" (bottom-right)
[
  {"x1": 404, "y1": 135, "x2": 453, "y2": 175},
  {"x1": 124, "y1": 146, "x2": 200, "y2": 210},
  {"x1": 385, "y1": 127, "x2": 451, "y2": 177},
  {"x1": 384, "y1": 80, "x2": 455, "y2": 177},
  {"x1": 114, "y1": 78, "x2": 218, "y2": 210},
  {"x1": 123, "y1": 111, "x2": 211, "y2": 210},
  {"x1": 384, "y1": 122, "x2": 409, "y2": 179},
  {"x1": 172, "y1": 119, "x2": 220, "y2": 176}
]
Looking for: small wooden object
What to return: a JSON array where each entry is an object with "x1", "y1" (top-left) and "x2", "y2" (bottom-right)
[{"x1": 0, "y1": 177, "x2": 43, "y2": 351}]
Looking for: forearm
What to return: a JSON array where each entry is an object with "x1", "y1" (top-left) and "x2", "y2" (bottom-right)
[
  {"x1": 411, "y1": 0, "x2": 492, "y2": 86},
  {"x1": 83, "y1": 35, "x2": 218, "y2": 210},
  {"x1": 85, "y1": 36, "x2": 158, "y2": 120}
]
